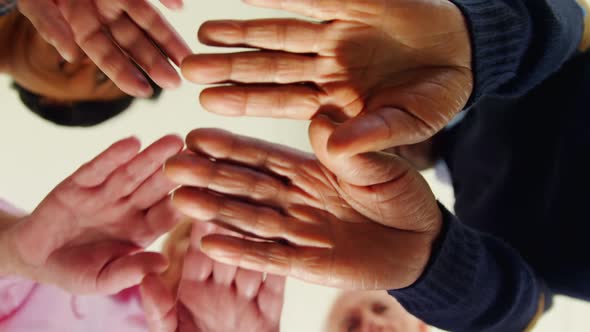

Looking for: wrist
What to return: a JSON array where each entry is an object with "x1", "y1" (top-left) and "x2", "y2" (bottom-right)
[
  {"x1": 410, "y1": 204, "x2": 445, "y2": 286},
  {"x1": 0, "y1": 214, "x2": 30, "y2": 277}
]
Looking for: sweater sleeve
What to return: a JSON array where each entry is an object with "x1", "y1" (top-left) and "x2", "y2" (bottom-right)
[
  {"x1": 450, "y1": 0, "x2": 585, "y2": 106},
  {"x1": 388, "y1": 206, "x2": 551, "y2": 332}
]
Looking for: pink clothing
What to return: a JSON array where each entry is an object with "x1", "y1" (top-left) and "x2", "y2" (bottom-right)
[{"x1": 0, "y1": 199, "x2": 148, "y2": 332}]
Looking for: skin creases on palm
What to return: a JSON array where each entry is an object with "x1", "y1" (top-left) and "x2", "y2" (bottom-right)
[
  {"x1": 166, "y1": 129, "x2": 442, "y2": 290},
  {"x1": 9, "y1": 135, "x2": 184, "y2": 295},
  {"x1": 183, "y1": 0, "x2": 473, "y2": 155}
]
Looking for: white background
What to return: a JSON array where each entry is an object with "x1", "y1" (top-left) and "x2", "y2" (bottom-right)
[{"x1": 1, "y1": 1, "x2": 589, "y2": 330}]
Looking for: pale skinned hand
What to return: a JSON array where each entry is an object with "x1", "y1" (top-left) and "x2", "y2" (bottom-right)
[
  {"x1": 1, "y1": 135, "x2": 184, "y2": 295},
  {"x1": 164, "y1": 128, "x2": 442, "y2": 290},
  {"x1": 182, "y1": 0, "x2": 473, "y2": 167},
  {"x1": 141, "y1": 221, "x2": 285, "y2": 332},
  {"x1": 18, "y1": 0, "x2": 191, "y2": 97}
]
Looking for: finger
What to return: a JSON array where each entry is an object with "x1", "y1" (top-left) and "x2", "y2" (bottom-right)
[
  {"x1": 241, "y1": 0, "x2": 348, "y2": 21},
  {"x1": 183, "y1": 51, "x2": 321, "y2": 85},
  {"x1": 103, "y1": 134, "x2": 183, "y2": 200},
  {"x1": 97, "y1": 252, "x2": 168, "y2": 294},
  {"x1": 18, "y1": 0, "x2": 78, "y2": 62},
  {"x1": 201, "y1": 234, "x2": 331, "y2": 286},
  {"x1": 140, "y1": 275, "x2": 178, "y2": 332},
  {"x1": 143, "y1": 197, "x2": 183, "y2": 245},
  {"x1": 309, "y1": 115, "x2": 412, "y2": 186},
  {"x1": 108, "y1": 15, "x2": 181, "y2": 89},
  {"x1": 213, "y1": 261, "x2": 238, "y2": 286},
  {"x1": 327, "y1": 107, "x2": 437, "y2": 156},
  {"x1": 80, "y1": 30, "x2": 155, "y2": 97},
  {"x1": 131, "y1": 169, "x2": 178, "y2": 209},
  {"x1": 235, "y1": 268, "x2": 264, "y2": 299},
  {"x1": 200, "y1": 85, "x2": 322, "y2": 118},
  {"x1": 58, "y1": 0, "x2": 153, "y2": 96},
  {"x1": 172, "y1": 187, "x2": 332, "y2": 248},
  {"x1": 191, "y1": 219, "x2": 218, "y2": 241},
  {"x1": 71, "y1": 136, "x2": 141, "y2": 187},
  {"x1": 198, "y1": 19, "x2": 328, "y2": 54},
  {"x1": 159, "y1": 0, "x2": 183, "y2": 10},
  {"x1": 165, "y1": 153, "x2": 291, "y2": 209},
  {"x1": 328, "y1": 68, "x2": 471, "y2": 156},
  {"x1": 103, "y1": 0, "x2": 191, "y2": 66},
  {"x1": 182, "y1": 246, "x2": 214, "y2": 282},
  {"x1": 184, "y1": 128, "x2": 314, "y2": 180},
  {"x1": 258, "y1": 274, "x2": 286, "y2": 322}
]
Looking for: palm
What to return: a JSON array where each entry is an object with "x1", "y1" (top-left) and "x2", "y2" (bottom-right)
[
  {"x1": 182, "y1": 0, "x2": 472, "y2": 153},
  {"x1": 176, "y1": 278, "x2": 282, "y2": 332},
  {"x1": 11, "y1": 135, "x2": 183, "y2": 294},
  {"x1": 18, "y1": 0, "x2": 190, "y2": 96},
  {"x1": 141, "y1": 222, "x2": 284, "y2": 332},
  {"x1": 166, "y1": 129, "x2": 441, "y2": 290}
]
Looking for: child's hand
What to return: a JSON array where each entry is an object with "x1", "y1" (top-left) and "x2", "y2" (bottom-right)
[
  {"x1": 165, "y1": 128, "x2": 442, "y2": 291},
  {"x1": 18, "y1": 0, "x2": 191, "y2": 97},
  {"x1": 141, "y1": 222, "x2": 285, "y2": 332},
  {"x1": 6, "y1": 135, "x2": 184, "y2": 295}
]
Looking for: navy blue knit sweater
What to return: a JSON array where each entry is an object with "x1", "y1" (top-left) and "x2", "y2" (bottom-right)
[{"x1": 389, "y1": 1, "x2": 588, "y2": 331}]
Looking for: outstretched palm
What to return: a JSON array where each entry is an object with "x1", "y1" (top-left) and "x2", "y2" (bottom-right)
[
  {"x1": 18, "y1": 0, "x2": 191, "y2": 96},
  {"x1": 141, "y1": 222, "x2": 284, "y2": 332},
  {"x1": 9, "y1": 135, "x2": 184, "y2": 294},
  {"x1": 166, "y1": 129, "x2": 442, "y2": 290},
  {"x1": 183, "y1": 0, "x2": 472, "y2": 156}
]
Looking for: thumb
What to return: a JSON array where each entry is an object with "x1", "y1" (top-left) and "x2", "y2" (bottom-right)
[
  {"x1": 310, "y1": 115, "x2": 441, "y2": 232},
  {"x1": 18, "y1": 0, "x2": 78, "y2": 62},
  {"x1": 140, "y1": 275, "x2": 179, "y2": 332},
  {"x1": 309, "y1": 114, "x2": 413, "y2": 187},
  {"x1": 327, "y1": 106, "x2": 435, "y2": 158},
  {"x1": 326, "y1": 67, "x2": 472, "y2": 156}
]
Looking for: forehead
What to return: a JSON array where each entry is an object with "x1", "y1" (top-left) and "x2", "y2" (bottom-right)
[
  {"x1": 329, "y1": 292, "x2": 382, "y2": 322},
  {"x1": 12, "y1": 28, "x2": 128, "y2": 102},
  {"x1": 338, "y1": 291, "x2": 385, "y2": 308}
]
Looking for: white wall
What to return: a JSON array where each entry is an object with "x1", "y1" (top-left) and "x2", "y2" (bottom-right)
[{"x1": 1, "y1": 1, "x2": 589, "y2": 331}]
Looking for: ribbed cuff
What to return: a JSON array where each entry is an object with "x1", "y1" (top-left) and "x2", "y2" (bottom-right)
[
  {"x1": 388, "y1": 205, "x2": 481, "y2": 313},
  {"x1": 450, "y1": 0, "x2": 530, "y2": 106}
]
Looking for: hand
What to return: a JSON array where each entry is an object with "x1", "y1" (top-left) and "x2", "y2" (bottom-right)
[
  {"x1": 164, "y1": 128, "x2": 442, "y2": 290},
  {"x1": 4, "y1": 135, "x2": 184, "y2": 295},
  {"x1": 182, "y1": 0, "x2": 472, "y2": 156},
  {"x1": 385, "y1": 136, "x2": 440, "y2": 171},
  {"x1": 141, "y1": 222, "x2": 285, "y2": 332},
  {"x1": 18, "y1": 0, "x2": 191, "y2": 97}
]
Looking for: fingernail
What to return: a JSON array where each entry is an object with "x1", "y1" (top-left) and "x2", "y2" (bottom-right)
[
  {"x1": 160, "y1": 59, "x2": 182, "y2": 89},
  {"x1": 170, "y1": 1, "x2": 183, "y2": 9},
  {"x1": 63, "y1": 52, "x2": 75, "y2": 63},
  {"x1": 135, "y1": 73, "x2": 153, "y2": 97},
  {"x1": 243, "y1": 283, "x2": 258, "y2": 298}
]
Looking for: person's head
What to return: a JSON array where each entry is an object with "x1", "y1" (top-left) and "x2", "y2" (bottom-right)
[
  {"x1": 3, "y1": 12, "x2": 162, "y2": 126},
  {"x1": 326, "y1": 291, "x2": 429, "y2": 332}
]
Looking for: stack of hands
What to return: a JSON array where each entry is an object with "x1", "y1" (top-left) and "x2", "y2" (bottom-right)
[{"x1": 3, "y1": 0, "x2": 480, "y2": 330}]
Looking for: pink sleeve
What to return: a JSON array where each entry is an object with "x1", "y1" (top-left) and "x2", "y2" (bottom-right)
[
  {"x1": 0, "y1": 200, "x2": 148, "y2": 332},
  {"x1": 0, "y1": 199, "x2": 26, "y2": 217}
]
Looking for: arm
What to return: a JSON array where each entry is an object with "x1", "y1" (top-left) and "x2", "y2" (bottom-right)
[
  {"x1": 0, "y1": 206, "x2": 26, "y2": 277},
  {"x1": 451, "y1": 0, "x2": 586, "y2": 105},
  {"x1": 390, "y1": 206, "x2": 550, "y2": 332}
]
